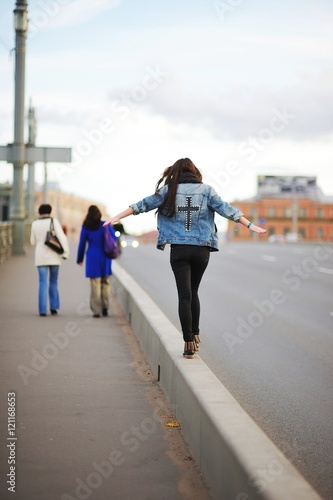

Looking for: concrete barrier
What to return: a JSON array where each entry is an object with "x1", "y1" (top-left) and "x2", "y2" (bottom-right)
[{"x1": 112, "y1": 262, "x2": 321, "y2": 500}]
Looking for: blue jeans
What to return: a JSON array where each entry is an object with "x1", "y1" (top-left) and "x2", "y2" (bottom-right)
[
  {"x1": 170, "y1": 245, "x2": 210, "y2": 342},
  {"x1": 37, "y1": 266, "x2": 60, "y2": 314}
]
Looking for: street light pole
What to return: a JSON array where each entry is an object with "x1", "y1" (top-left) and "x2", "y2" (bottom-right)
[
  {"x1": 11, "y1": 0, "x2": 28, "y2": 254},
  {"x1": 0, "y1": 1, "x2": 71, "y2": 240}
]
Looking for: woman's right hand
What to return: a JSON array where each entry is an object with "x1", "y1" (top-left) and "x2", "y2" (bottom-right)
[{"x1": 103, "y1": 217, "x2": 119, "y2": 226}]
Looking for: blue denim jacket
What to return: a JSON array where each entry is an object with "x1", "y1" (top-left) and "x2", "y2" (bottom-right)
[{"x1": 130, "y1": 183, "x2": 243, "y2": 251}]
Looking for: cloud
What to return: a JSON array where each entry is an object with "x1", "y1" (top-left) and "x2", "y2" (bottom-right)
[
  {"x1": 237, "y1": 35, "x2": 333, "y2": 61},
  {"x1": 28, "y1": 65, "x2": 333, "y2": 150},
  {"x1": 139, "y1": 68, "x2": 333, "y2": 142},
  {"x1": 28, "y1": 0, "x2": 121, "y2": 33}
]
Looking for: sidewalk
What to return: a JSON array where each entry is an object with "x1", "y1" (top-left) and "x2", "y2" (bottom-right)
[{"x1": 0, "y1": 247, "x2": 211, "y2": 500}]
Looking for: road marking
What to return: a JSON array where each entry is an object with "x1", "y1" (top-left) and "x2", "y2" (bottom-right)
[
  {"x1": 262, "y1": 255, "x2": 276, "y2": 262},
  {"x1": 318, "y1": 267, "x2": 333, "y2": 275},
  {"x1": 292, "y1": 248, "x2": 305, "y2": 254}
]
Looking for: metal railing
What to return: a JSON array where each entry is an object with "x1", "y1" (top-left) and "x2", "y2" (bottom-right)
[
  {"x1": 0, "y1": 221, "x2": 32, "y2": 264},
  {"x1": 0, "y1": 223, "x2": 13, "y2": 264}
]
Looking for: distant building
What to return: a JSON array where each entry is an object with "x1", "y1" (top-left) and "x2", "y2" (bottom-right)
[
  {"x1": 34, "y1": 186, "x2": 108, "y2": 242},
  {"x1": 0, "y1": 182, "x2": 108, "y2": 242},
  {"x1": 227, "y1": 175, "x2": 333, "y2": 242}
]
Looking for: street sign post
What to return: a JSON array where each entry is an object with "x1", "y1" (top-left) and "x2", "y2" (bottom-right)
[{"x1": 0, "y1": 145, "x2": 72, "y2": 164}]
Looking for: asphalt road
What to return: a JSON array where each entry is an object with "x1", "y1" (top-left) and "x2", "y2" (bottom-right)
[{"x1": 117, "y1": 241, "x2": 333, "y2": 500}]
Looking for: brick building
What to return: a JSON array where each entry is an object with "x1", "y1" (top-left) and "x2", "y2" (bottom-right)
[{"x1": 227, "y1": 175, "x2": 333, "y2": 242}]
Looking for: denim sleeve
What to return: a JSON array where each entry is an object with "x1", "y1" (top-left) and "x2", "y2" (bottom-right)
[
  {"x1": 208, "y1": 186, "x2": 243, "y2": 221},
  {"x1": 130, "y1": 186, "x2": 167, "y2": 215}
]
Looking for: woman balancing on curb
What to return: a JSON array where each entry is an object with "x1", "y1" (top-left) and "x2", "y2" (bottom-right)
[{"x1": 104, "y1": 158, "x2": 267, "y2": 359}]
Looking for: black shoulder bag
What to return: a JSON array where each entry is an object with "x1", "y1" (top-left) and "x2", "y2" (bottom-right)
[{"x1": 45, "y1": 218, "x2": 64, "y2": 255}]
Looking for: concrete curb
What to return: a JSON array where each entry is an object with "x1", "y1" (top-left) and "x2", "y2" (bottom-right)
[{"x1": 112, "y1": 262, "x2": 321, "y2": 500}]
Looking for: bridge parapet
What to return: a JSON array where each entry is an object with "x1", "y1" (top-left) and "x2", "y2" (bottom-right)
[
  {"x1": 0, "y1": 221, "x2": 31, "y2": 264},
  {"x1": 0, "y1": 222, "x2": 13, "y2": 264}
]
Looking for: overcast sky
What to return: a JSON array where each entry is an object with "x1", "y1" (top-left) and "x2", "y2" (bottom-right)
[{"x1": 1, "y1": 0, "x2": 332, "y2": 234}]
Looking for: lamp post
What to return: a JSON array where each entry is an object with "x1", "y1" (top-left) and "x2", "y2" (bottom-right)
[
  {"x1": 0, "y1": 1, "x2": 72, "y2": 243},
  {"x1": 11, "y1": 0, "x2": 28, "y2": 254}
]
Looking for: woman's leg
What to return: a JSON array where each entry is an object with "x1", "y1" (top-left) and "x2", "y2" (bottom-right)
[
  {"x1": 190, "y1": 247, "x2": 210, "y2": 335},
  {"x1": 101, "y1": 276, "x2": 110, "y2": 314},
  {"x1": 170, "y1": 245, "x2": 210, "y2": 342},
  {"x1": 49, "y1": 265, "x2": 60, "y2": 312},
  {"x1": 37, "y1": 266, "x2": 48, "y2": 315},
  {"x1": 170, "y1": 246, "x2": 192, "y2": 341},
  {"x1": 90, "y1": 277, "x2": 101, "y2": 316}
]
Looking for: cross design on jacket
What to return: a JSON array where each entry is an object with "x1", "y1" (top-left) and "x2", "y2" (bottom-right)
[{"x1": 177, "y1": 196, "x2": 200, "y2": 231}]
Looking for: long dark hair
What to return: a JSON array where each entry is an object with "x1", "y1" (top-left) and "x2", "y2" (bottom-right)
[
  {"x1": 156, "y1": 158, "x2": 202, "y2": 217},
  {"x1": 83, "y1": 205, "x2": 102, "y2": 230}
]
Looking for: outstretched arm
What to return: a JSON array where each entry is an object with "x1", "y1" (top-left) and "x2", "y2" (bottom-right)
[
  {"x1": 238, "y1": 216, "x2": 267, "y2": 234},
  {"x1": 103, "y1": 207, "x2": 134, "y2": 226}
]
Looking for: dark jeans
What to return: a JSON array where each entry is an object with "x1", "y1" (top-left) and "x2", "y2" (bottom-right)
[{"x1": 170, "y1": 245, "x2": 210, "y2": 342}]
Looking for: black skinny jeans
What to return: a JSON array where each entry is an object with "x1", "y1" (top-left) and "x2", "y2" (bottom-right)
[{"x1": 170, "y1": 244, "x2": 210, "y2": 342}]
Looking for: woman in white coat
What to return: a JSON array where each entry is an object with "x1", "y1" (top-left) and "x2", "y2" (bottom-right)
[{"x1": 30, "y1": 204, "x2": 69, "y2": 316}]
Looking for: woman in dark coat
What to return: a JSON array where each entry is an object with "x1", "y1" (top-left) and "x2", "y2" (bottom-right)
[{"x1": 77, "y1": 205, "x2": 117, "y2": 317}]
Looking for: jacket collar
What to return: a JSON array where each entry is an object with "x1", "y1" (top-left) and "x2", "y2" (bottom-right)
[{"x1": 178, "y1": 173, "x2": 202, "y2": 184}]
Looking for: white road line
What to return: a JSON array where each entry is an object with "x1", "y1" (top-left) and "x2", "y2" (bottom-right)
[
  {"x1": 318, "y1": 267, "x2": 333, "y2": 275},
  {"x1": 262, "y1": 255, "x2": 277, "y2": 262}
]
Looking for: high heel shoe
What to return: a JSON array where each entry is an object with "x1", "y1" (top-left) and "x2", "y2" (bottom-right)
[
  {"x1": 193, "y1": 334, "x2": 201, "y2": 351},
  {"x1": 183, "y1": 341, "x2": 195, "y2": 359}
]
